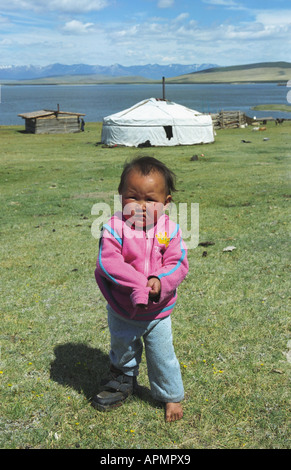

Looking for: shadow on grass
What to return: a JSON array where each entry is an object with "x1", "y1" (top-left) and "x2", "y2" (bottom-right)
[
  {"x1": 50, "y1": 342, "x2": 110, "y2": 400},
  {"x1": 50, "y1": 342, "x2": 156, "y2": 407}
]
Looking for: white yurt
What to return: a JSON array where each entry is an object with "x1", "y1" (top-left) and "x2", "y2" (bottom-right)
[{"x1": 101, "y1": 98, "x2": 214, "y2": 147}]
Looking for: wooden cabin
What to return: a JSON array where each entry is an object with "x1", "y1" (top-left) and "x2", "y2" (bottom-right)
[{"x1": 18, "y1": 107, "x2": 85, "y2": 134}]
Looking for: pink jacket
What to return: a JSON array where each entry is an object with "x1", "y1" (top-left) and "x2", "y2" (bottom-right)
[{"x1": 95, "y1": 211, "x2": 188, "y2": 321}]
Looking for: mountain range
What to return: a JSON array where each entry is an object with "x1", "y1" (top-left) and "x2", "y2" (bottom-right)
[{"x1": 0, "y1": 63, "x2": 218, "y2": 81}]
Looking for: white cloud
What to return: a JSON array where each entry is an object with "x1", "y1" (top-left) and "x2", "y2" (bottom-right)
[
  {"x1": 1, "y1": 1, "x2": 290, "y2": 67},
  {"x1": 203, "y1": 0, "x2": 240, "y2": 6},
  {"x1": 62, "y1": 20, "x2": 95, "y2": 34},
  {"x1": 0, "y1": 38, "x2": 13, "y2": 46},
  {"x1": 255, "y1": 10, "x2": 291, "y2": 27},
  {"x1": 50, "y1": 0, "x2": 109, "y2": 12},
  {"x1": 0, "y1": 15, "x2": 11, "y2": 24},
  {"x1": 205, "y1": 0, "x2": 233, "y2": 4},
  {"x1": 0, "y1": 0, "x2": 109, "y2": 13},
  {"x1": 202, "y1": 0, "x2": 246, "y2": 11},
  {"x1": 174, "y1": 13, "x2": 190, "y2": 22},
  {"x1": 158, "y1": 0, "x2": 174, "y2": 8},
  {"x1": 103, "y1": 6, "x2": 291, "y2": 66}
]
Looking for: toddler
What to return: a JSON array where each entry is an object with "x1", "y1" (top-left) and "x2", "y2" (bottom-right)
[{"x1": 93, "y1": 156, "x2": 188, "y2": 422}]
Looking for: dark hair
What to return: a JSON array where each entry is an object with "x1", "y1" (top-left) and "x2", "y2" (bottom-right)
[{"x1": 118, "y1": 156, "x2": 176, "y2": 195}]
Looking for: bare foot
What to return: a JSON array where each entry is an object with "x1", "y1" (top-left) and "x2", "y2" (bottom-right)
[{"x1": 165, "y1": 402, "x2": 183, "y2": 422}]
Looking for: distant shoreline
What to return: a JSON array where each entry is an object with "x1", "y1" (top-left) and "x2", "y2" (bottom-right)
[
  {"x1": 1, "y1": 80, "x2": 289, "y2": 86},
  {"x1": 1, "y1": 61, "x2": 290, "y2": 86}
]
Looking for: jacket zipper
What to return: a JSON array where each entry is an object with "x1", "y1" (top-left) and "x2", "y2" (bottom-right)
[{"x1": 144, "y1": 231, "x2": 150, "y2": 278}]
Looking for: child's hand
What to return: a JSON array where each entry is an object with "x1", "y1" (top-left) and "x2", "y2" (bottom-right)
[
  {"x1": 137, "y1": 303, "x2": 148, "y2": 310},
  {"x1": 147, "y1": 277, "x2": 161, "y2": 300}
]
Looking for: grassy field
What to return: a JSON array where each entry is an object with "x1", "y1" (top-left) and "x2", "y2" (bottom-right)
[
  {"x1": 0, "y1": 120, "x2": 290, "y2": 449},
  {"x1": 252, "y1": 104, "x2": 291, "y2": 113},
  {"x1": 168, "y1": 62, "x2": 291, "y2": 84}
]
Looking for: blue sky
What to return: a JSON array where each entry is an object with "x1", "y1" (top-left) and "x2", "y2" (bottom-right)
[{"x1": 0, "y1": 0, "x2": 290, "y2": 66}]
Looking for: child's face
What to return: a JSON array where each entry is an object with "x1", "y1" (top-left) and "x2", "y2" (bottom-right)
[{"x1": 120, "y1": 169, "x2": 172, "y2": 229}]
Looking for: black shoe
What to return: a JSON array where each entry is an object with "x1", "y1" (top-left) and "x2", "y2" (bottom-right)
[{"x1": 92, "y1": 369, "x2": 137, "y2": 411}]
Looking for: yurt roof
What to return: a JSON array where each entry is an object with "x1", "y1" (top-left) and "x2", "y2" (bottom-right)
[
  {"x1": 18, "y1": 110, "x2": 85, "y2": 120},
  {"x1": 103, "y1": 98, "x2": 206, "y2": 127}
]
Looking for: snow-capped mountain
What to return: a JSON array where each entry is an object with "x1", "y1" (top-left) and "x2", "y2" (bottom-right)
[{"x1": 0, "y1": 63, "x2": 218, "y2": 80}]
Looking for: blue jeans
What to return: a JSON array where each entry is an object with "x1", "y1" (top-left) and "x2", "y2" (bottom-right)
[{"x1": 106, "y1": 304, "x2": 184, "y2": 403}]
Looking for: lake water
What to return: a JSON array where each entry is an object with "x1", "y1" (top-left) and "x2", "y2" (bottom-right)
[{"x1": 0, "y1": 83, "x2": 290, "y2": 126}]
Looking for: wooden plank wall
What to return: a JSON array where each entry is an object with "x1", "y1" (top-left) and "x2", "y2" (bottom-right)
[
  {"x1": 211, "y1": 110, "x2": 247, "y2": 129},
  {"x1": 25, "y1": 115, "x2": 81, "y2": 134}
]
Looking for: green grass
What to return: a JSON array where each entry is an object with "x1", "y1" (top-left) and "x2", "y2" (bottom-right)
[
  {"x1": 0, "y1": 121, "x2": 290, "y2": 449},
  {"x1": 252, "y1": 104, "x2": 291, "y2": 113},
  {"x1": 168, "y1": 62, "x2": 291, "y2": 83}
]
